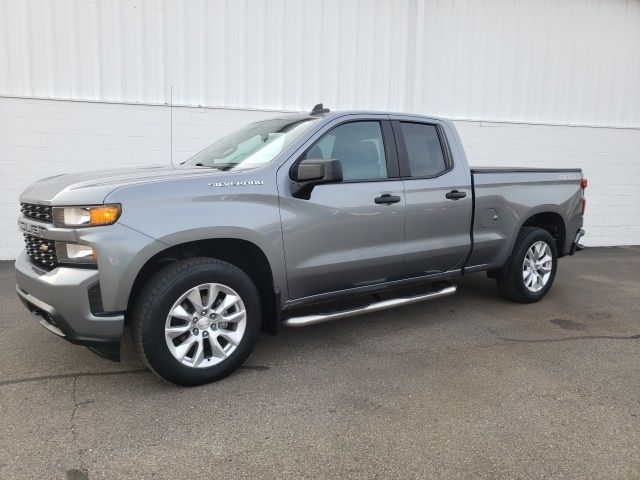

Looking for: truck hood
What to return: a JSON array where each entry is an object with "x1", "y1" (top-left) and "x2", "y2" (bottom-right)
[{"x1": 19, "y1": 165, "x2": 229, "y2": 205}]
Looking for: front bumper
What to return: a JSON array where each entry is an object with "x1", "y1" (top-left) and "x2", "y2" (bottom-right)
[{"x1": 15, "y1": 251, "x2": 124, "y2": 361}]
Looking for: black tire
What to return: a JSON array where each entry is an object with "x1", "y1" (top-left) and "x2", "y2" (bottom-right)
[
  {"x1": 132, "y1": 257, "x2": 262, "y2": 386},
  {"x1": 496, "y1": 227, "x2": 558, "y2": 303}
]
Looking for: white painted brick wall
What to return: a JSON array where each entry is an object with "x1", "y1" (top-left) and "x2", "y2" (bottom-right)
[
  {"x1": 1, "y1": 97, "x2": 639, "y2": 259},
  {"x1": 455, "y1": 121, "x2": 640, "y2": 248}
]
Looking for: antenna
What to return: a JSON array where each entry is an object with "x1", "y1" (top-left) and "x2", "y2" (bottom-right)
[
  {"x1": 170, "y1": 85, "x2": 174, "y2": 167},
  {"x1": 310, "y1": 103, "x2": 330, "y2": 115}
]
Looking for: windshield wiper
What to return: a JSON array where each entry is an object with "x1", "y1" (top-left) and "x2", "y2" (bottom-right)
[{"x1": 178, "y1": 163, "x2": 221, "y2": 169}]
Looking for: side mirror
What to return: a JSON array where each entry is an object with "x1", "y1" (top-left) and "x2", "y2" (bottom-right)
[{"x1": 291, "y1": 159, "x2": 343, "y2": 199}]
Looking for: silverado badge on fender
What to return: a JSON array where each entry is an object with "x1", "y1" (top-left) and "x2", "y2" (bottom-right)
[{"x1": 208, "y1": 180, "x2": 264, "y2": 187}]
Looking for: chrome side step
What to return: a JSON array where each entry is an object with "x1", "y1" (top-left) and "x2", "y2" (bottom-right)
[{"x1": 283, "y1": 285, "x2": 457, "y2": 327}]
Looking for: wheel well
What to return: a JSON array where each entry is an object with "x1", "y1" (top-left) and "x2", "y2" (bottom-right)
[
  {"x1": 127, "y1": 239, "x2": 279, "y2": 334},
  {"x1": 522, "y1": 212, "x2": 566, "y2": 256}
]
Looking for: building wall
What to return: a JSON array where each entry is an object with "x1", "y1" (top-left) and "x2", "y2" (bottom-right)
[
  {"x1": 0, "y1": 0, "x2": 639, "y2": 258},
  {"x1": 1, "y1": 96, "x2": 638, "y2": 259},
  {"x1": 1, "y1": 0, "x2": 639, "y2": 127}
]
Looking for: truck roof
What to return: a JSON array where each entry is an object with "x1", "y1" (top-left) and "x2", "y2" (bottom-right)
[{"x1": 272, "y1": 110, "x2": 451, "y2": 124}]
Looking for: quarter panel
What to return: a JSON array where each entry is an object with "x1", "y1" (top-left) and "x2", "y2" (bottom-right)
[{"x1": 468, "y1": 172, "x2": 584, "y2": 269}]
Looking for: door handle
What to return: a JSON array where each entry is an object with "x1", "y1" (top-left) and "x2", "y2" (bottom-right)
[
  {"x1": 375, "y1": 194, "x2": 401, "y2": 205},
  {"x1": 445, "y1": 190, "x2": 467, "y2": 200}
]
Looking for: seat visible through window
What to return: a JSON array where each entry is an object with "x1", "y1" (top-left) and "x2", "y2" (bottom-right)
[{"x1": 302, "y1": 121, "x2": 387, "y2": 181}]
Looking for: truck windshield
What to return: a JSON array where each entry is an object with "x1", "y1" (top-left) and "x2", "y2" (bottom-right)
[{"x1": 184, "y1": 118, "x2": 318, "y2": 170}]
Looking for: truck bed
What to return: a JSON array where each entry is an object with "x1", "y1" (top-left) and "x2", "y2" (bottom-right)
[{"x1": 465, "y1": 167, "x2": 584, "y2": 272}]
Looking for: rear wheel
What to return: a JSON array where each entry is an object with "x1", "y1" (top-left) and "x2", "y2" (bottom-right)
[
  {"x1": 496, "y1": 227, "x2": 558, "y2": 303},
  {"x1": 132, "y1": 257, "x2": 261, "y2": 386}
]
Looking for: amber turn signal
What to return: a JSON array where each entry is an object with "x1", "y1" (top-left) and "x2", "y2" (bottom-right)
[{"x1": 89, "y1": 205, "x2": 121, "y2": 226}]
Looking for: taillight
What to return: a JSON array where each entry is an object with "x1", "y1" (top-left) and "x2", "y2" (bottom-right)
[
  {"x1": 580, "y1": 178, "x2": 587, "y2": 214},
  {"x1": 581, "y1": 178, "x2": 588, "y2": 189}
]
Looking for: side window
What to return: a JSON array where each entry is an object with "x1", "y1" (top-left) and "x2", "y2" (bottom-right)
[
  {"x1": 303, "y1": 121, "x2": 387, "y2": 181},
  {"x1": 399, "y1": 122, "x2": 447, "y2": 177}
]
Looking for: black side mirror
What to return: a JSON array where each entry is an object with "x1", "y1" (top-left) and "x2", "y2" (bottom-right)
[{"x1": 291, "y1": 159, "x2": 343, "y2": 199}]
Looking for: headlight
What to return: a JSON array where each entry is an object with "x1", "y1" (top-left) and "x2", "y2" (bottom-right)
[
  {"x1": 52, "y1": 204, "x2": 121, "y2": 227},
  {"x1": 55, "y1": 242, "x2": 97, "y2": 265}
]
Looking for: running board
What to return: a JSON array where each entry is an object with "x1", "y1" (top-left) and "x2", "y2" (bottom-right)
[{"x1": 283, "y1": 285, "x2": 457, "y2": 327}]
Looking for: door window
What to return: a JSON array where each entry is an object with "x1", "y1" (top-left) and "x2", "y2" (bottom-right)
[
  {"x1": 302, "y1": 121, "x2": 387, "y2": 181},
  {"x1": 399, "y1": 122, "x2": 447, "y2": 177}
]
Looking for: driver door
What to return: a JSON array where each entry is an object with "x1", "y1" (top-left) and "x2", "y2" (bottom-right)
[{"x1": 278, "y1": 117, "x2": 406, "y2": 301}]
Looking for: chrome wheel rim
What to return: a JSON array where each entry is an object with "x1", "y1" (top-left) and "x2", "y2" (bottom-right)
[
  {"x1": 522, "y1": 241, "x2": 553, "y2": 293},
  {"x1": 164, "y1": 283, "x2": 247, "y2": 368}
]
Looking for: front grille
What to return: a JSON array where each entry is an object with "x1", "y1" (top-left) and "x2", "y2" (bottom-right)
[
  {"x1": 20, "y1": 203, "x2": 53, "y2": 223},
  {"x1": 23, "y1": 234, "x2": 58, "y2": 269}
]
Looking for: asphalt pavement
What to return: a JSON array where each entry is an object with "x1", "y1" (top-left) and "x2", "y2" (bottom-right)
[{"x1": 1, "y1": 247, "x2": 639, "y2": 479}]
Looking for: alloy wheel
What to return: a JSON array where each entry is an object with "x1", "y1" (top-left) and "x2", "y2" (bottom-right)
[
  {"x1": 522, "y1": 240, "x2": 553, "y2": 292},
  {"x1": 164, "y1": 283, "x2": 247, "y2": 368}
]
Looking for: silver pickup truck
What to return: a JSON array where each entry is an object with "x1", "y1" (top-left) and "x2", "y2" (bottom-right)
[{"x1": 15, "y1": 105, "x2": 586, "y2": 385}]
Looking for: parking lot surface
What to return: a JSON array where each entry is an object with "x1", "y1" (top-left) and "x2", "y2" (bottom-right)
[{"x1": 1, "y1": 247, "x2": 639, "y2": 479}]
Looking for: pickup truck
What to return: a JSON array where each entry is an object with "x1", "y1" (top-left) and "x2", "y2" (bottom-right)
[{"x1": 15, "y1": 105, "x2": 586, "y2": 385}]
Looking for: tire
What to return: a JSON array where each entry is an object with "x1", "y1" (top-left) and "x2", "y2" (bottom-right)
[
  {"x1": 496, "y1": 227, "x2": 558, "y2": 303},
  {"x1": 132, "y1": 257, "x2": 262, "y2": 386}
]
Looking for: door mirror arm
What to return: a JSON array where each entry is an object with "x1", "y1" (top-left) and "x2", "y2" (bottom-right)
[{"x1": 290, "y1": 159, "x2": 343, "y2": 199}]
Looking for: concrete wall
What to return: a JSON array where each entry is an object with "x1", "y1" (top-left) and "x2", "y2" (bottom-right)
[{"x1": 1, "y1": 96, "x2": 638, "y2": 259}]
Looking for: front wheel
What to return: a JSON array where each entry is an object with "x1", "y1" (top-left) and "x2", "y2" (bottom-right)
[
  {"x1": 496, "y1": 227, "x2": 558, "y2": 303},
  {"x1": 132, "y1": 257, "x2": 262, "y2": 386}
]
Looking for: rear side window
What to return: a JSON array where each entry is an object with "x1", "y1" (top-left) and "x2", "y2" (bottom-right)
[{"x1": 399, "y1": 122, "x2": 447, "y2": 177}]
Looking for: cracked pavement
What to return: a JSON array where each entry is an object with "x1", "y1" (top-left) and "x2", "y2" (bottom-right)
[{"x1": 0, "y1": 247, "x2": 639, "y2": 479}]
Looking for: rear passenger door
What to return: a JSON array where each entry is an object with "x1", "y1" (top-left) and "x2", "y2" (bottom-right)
[{"x1": 392, "y1": 118, "x2": 472, "y2": 276}]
